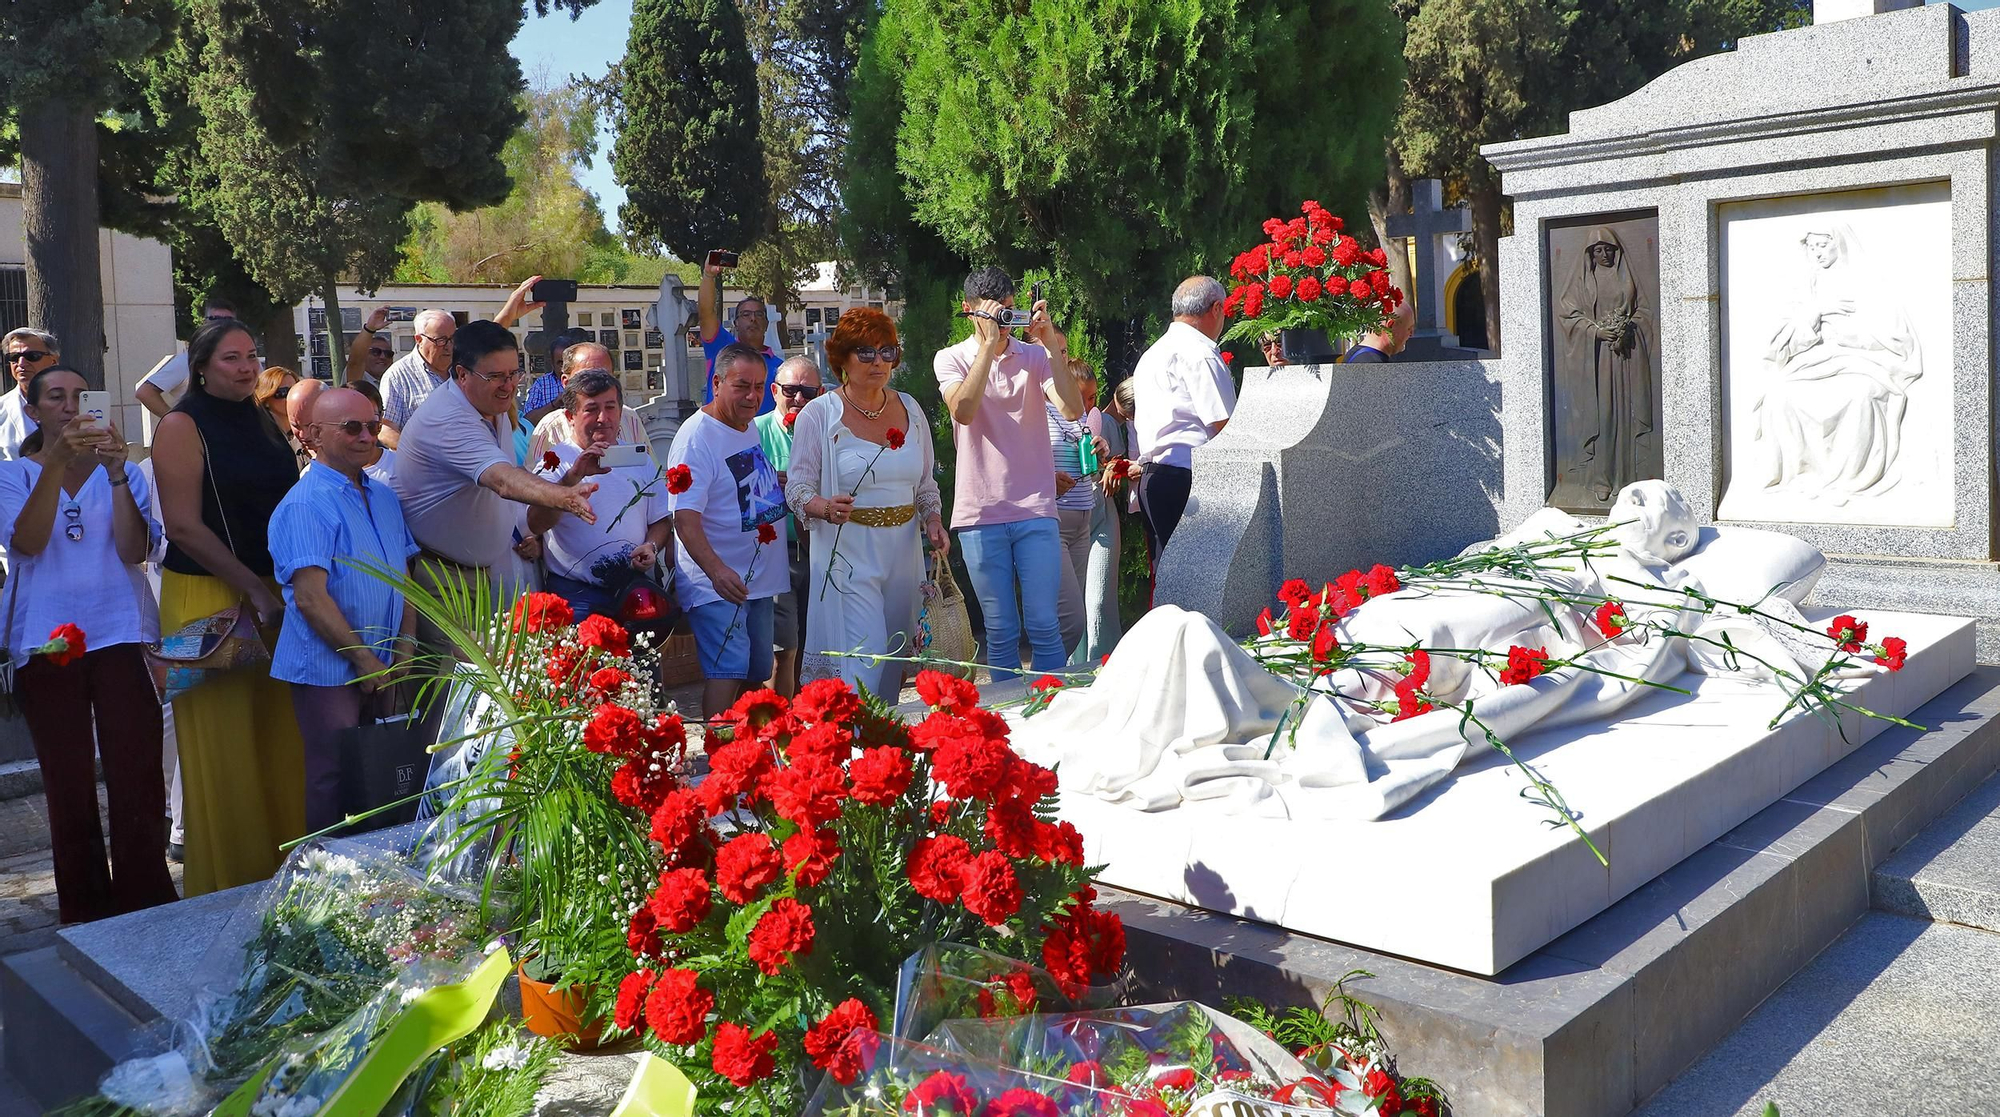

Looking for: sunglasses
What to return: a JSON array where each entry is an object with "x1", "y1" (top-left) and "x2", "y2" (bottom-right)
[
  {"x1": 367, "y1": 347, "x2": 394, "y2": 358},
  {"x1": 777, "y1": 384, "x2": 821, "y2": 399},
  {"x1": 315, "y1": 419, "x2": 383, "y2": 437},
  {"x1": 273, "y1": 384, "x2": 293, "y2": 400},
  {"x1": 62, "y1": 499, "x2": 82, "y2": 544},
  {"x1": 4, "y1": 351, "x2": 49, "y2": 365},
  {"x1": 853, "y1": 346, "x2": 902, "y2": 366}
]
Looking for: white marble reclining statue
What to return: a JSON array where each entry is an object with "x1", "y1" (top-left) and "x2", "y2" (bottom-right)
[{"x1": 1017, "y1": 480, "x2": 1863, "y2": 821}]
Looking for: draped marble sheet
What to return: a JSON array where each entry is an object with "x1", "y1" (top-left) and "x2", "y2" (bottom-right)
[{"x1": 1013, "y1": 609, "x2": 1974, "y2": 973}]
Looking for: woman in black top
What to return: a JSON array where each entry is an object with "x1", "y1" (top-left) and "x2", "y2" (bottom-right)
[{"x1": 152, "y1": 319, "x2": 307, "y2": 896}]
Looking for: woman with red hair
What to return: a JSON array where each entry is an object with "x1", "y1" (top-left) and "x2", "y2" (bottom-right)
[{"x1": 784, "y1": 308, "x2": 946, "y2": 695}]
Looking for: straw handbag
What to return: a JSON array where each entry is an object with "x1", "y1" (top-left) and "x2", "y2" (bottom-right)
[{"x1": 918, "y1": 552, "x2": 977, "y2": 679}]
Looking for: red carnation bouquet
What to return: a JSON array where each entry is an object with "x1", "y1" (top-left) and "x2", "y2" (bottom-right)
[
  {"x1": 1222, "y1": 200, "x2": 1404, "y2": 350},
  {"x1": 609, "y1": 668, "x2": 1121, "y2": 1114}
]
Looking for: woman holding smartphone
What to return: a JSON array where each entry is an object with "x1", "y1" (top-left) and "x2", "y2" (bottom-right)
[{"x1": 0, "y1": 365, "x2": 178, "y2": 922}]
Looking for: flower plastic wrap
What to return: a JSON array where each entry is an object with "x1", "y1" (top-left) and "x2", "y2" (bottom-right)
[
  {"x1": 890, "y1": 943, "x2": 1123, "y2": 1043},
  {"x1": 92, "y1": 836, "x2": 495, "y2": 1116},
  {"x1": 803, "y1": 1002, "x2": 1366, "y2": 1116}
]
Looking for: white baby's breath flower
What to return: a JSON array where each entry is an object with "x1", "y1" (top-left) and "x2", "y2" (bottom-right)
[{"x1": 482, "y1": 1041, "x2": 533, "y2": 1072}]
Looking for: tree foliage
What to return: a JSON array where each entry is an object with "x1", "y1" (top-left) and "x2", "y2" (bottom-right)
[
  {"x1": 608, "y1": 0, "x2": 770, "y2": 263},
  {"x1": 851, "y1": 0, "x2": 1402, "y2": 329}
]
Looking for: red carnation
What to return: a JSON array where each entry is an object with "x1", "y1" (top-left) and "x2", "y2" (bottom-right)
[
  {"x1": 886, "y1": 426, "x2": 906, "y2": 450},
  {"x1": 1370, "y1": 269, "x2": 1393, "y2": 295},
  {"x1": 578, "y1": 613, "x2": 631, "y2": 657},
  {"x1": 1331, "y1": 239, "x2": 1361, "y2": 268},
  {"x1": 511, "y1": 592, "x2": 573, "y2": 634},
  {"x1": 915, "y1": 669, "x2": 981, "y2": 714},
  {"x1": 40, "y1": 623, "x2": 85, "y2": 667},
  {"x1": 983, "y1": 1089, "x2": 1059, "y2": 1117},
  {"x1": 932, "y1": 733, "x2": 1014, "y2": 801},
  {"x1": 763, "y1": 755, "x2": 846, "y2": 829},
  {"x1": 984, "y1": 797, "x2": 1039, "y2": 858},
  {"x1": 1301, "y1": 245, "x2": 1327, "y2": 268},
  {"x1": 711, "y1": 1021, "x2": 779, "y2": 1087},
  {"x1": 848, "y1": 745, "x2": 914, "y2": 805},
  {"x1": 1828, "y1": 614, "x2": 1869, "y2": 653},
  {"x1": 782, "y1": 410, "x2": 798, "y2": 430},
  {"x1": 782, "y1": 826, "x2": 840, "y2": 886},
  {"x1": 746, "y1": 897, "x2": 817, "y2": 975},
  {"x1": 1032, "y1": 819, "x2": 1086, "y2": 866},
  {"x1": 643, "y1": 967, "x2": 712, "y2": 1047},
  {"x1": 1595, "y1": 600, "x2": 1628, "y2": 637},
  {"x1": 1220, "y1": 350, "x2": 1234, "y2": 364},
  {"x1": 715, "y1": 831, "x2": 784, "y2": 904},
  {"x1": 1500, "y1": 645, "x2": 1552, "y2": 686},
  {"x1": 1066, "y1": 1062, "x2": 1109, "y2": 1088},
  {"x1": 701, "y1": 739, "x2": 772, "y2": 814},
  {"x1": 757, "y1": 522, "x2": 778, "y2": 544},
  {"x1": 908, "y1": 834, "x2": 973, "y2": 902},
  {"x1": 584, "y1": 703, "x2": 644, "y2": 757},
  {"x1": 1256, "y1": 607, "x2": 1275, "y2": 636},
  {"x1": 802, "y1": 998, "x2": 881, "y2": 1085},
  {"x1": 613, "y1": 970, "x2": 655, "y2": 1031},
  {"x1": 649, "y1": 866, "x2": 713, "y2": 933},
  {"x1": 666, "y1": 463, "x2": 693, "y2": 494},
  {"x1": 626, "y1": 904, "x2": 664, "y2": 958},
  {"x1": 959, "y1": 850, "x2": 1023, "y2": 925},
  {"x1": 588, "y1": 666, "x2": 632, "y2": 696},
  {"x1": 1156, "y1": 1068, "x2": 1197, "y2": 1093},
  {"x1": 1041, "y1": 890, "x2": 1126, "y2": 991},
  {"x1": 726, "y1": 687, "x2": 790, "y2": 738},
  {"x1": 785, "y1": 721, "x2": 853, "y2": 766},
  {"x1": 902, "y1": 1071, "x2": 978, "y2": 1114},
  {"x1": 1349, "y1": 278, "x2": 1374, "y2": 300},
  {"x1": 1261, "y1": 218, "x2": 1287, "y2": 237},
  {"x1": 1297, "y1": 276, "x2": 1323, "y2": 301},
  {"x1": 1268, "y1": 274, "x2": 1294, "y2": 299},
  {"x1": 1875, "y1": 635, "x2": 1909, "y2": 671},
  {"x1": 1029, "y1": 674, "x2": 1064, "y2": 693},
  {"x1": 541, "y1": 450, "x2": 560, "y2": 472},
  {"x1": 794, "y1": 677, "x2": 862, "y2": 726},
  {"x1": 649, "y1": 787, "x2": 707, "y2": 859}
]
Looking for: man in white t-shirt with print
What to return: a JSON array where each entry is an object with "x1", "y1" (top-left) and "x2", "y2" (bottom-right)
[
  {"x1": 668, "y1": 343, "x2": 789, "y2": 718},
  {"x1": 529, "y1": 369, "x2": 672, "y2": 621}
]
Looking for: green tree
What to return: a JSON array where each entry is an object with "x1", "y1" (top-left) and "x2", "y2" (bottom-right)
[{"x1": 607, "y1": 0, "x2": 770, "y2": 265}]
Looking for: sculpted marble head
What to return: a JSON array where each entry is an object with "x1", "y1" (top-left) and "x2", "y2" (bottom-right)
[{"x1": 1609, "y1": 479, "x2": 1696, "y2": 566}]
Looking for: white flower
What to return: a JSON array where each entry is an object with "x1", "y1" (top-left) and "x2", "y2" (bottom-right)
[
  {"x1": 481, "y1": 1041, "x2": 533, "y2": 1072},
  {"x1": 399, "y1": 984, "x2": 426, "y2": 1006}
]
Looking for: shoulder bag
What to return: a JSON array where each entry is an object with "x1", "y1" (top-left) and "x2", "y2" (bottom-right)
[
  {"x1": 917, "y1": 551, "x2": 977, "y2": 680},
  {"x1": 144, "y1": 428, "x2": 272, "y2": 703}
]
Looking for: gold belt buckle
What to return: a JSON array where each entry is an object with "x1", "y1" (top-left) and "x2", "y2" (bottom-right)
[{"x1": 849, "y1": 504, "x2": 916, "y2": 528}]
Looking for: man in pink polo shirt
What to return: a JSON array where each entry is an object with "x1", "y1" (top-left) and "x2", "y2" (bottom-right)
[{"x1": 935, "y1": 266, "x2": 1086, "y2": 678}]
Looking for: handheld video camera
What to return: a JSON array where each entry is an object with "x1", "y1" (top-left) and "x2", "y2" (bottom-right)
[{"x1": 995, "y1": 281, "x2": 1046, "y2": 329}]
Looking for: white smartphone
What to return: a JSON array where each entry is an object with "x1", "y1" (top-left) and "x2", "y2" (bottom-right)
[
  {"x1": 78, "y1": 391, "x2": 110, "y2": 431},
  {"x1": 598, "y1": 443, "x2": 651, "y2": 469}
]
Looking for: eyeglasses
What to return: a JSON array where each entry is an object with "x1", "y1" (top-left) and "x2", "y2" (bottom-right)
[
  {"x1": 419, "y1": 333, "x2": 453, "y2": 345},
  {"x1": 315, "y1": 419, "x2": 383, "y2": 437},
  {"x1": 853, "y1": 346, "x2": 902, "y2": 366},
  {"x1": 62, "y1": 500, "x2": 82, "y2": 543},
  {"x1": 4, "y1": 351, "x2": 49, "y2": 365},
  {"x1": 460, "y1": 366, "x2": 521, "y2": 384},
  {"x1": 367, "y1": 347, "x2": 394, "y2": 359},
  {"x1": 777, "y1": 384, "x2": 821, "y2": 399}
]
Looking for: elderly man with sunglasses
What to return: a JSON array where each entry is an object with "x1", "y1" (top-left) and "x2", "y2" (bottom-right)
[
  {"x1": 267, "y1": 387, "x2": 421, "y2": 832},
  {"x1": 698, "y1": 253, "x2": 785, "y2": 416},
  {"x1": 0, "y1": 328, "x2": 59, "y2": 460},
  {"x1": 753, "y1": 355, "x2": 823, "y2": 695},
  {"x1": 342, "y1": 306, "x2": 398, "y2": 389}
]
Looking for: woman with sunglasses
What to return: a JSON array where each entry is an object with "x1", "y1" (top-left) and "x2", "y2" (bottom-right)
[
  {"x1": 785, "y1": 308, "x2": 947, "y2": 696},
  {"x1": 153, "y1": 319, "x2": 305, "y2": 896},
  {"x1": 0, "y1": 365, "x2": 179, "y2": 922}
]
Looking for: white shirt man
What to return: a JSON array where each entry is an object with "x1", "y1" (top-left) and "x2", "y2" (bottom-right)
[
  {"x1": 529, "y1": 370, "x2": 672, "y2": 620},
  {"x1": 1130, "y1": 276, "x2": 1236, "y2": 558},
  {"x1": 0, "y1": 328, "x2": 59, "y2": 460}
]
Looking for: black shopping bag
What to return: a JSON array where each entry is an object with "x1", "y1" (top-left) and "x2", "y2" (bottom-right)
[{"x1": 336, "y1": 711, "x2": 430, "y2": 831}]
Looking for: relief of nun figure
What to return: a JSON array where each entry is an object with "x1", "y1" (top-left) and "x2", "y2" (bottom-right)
[{"x1": 1557, "y1": 227, "x2": 1659, "y2": 504}]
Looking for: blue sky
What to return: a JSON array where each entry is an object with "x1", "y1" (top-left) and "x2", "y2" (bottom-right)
[{"x1": 511, "y1": 0, "x2": 635, "y2": 231}]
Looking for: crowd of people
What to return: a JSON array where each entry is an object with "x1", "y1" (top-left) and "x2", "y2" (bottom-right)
[{"x1": 0, "y1": 258, "x2": 1277, "y2": 929}]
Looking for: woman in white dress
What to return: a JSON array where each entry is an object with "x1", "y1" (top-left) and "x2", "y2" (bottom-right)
[{"x1": 785, "y1": 309, "x2": 948, "y2": 697}]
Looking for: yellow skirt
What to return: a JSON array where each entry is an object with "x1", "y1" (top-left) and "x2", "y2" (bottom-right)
[{"x1": 161, "y1": 571, "x2": 306, "y2": 897}]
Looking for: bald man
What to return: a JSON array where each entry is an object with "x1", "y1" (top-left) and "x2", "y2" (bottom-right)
[
  {"x1": 286, "y1": 377, "x2": 327, "y2": 471},
  {"x1": 1343, "y1": 299, "x2": 1416, "y2": 364}
]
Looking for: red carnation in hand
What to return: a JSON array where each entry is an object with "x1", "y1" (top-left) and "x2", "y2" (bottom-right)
[
  {"x1": 666, "y1": 463, "x2": 693, "y2": 494},
  {"x1": 1500, "y1": 645, "x2": 1552, "y2": 686},
  {"x1": 578, "y1": 613, "x2": 631, "y2": 656},
  {"x1": 959, "y1": 850, "x2": 1023, "y2": 925},
  {"x1": 643, "y1": 967, "x2": 712, "y2": 1046},
  {"x1": 510, "y1": 592, "x2": 573, "y2": 633},
  {"x1": 909, "y1": 834, "x2": 973, "y2": 902},
  {"x1": 1875, "y1": 635, "x2": 1909, "y2": 671},
  {"x1": 1828, "y1": 614, "x2": 1869, "y2": 653},
  {"x1": 613, "y1": 969, "x2": 655, "y2": 1031},
  {"x1": 782, "y1": 410, "x2": 798, "y2": 430},
  {"x1": 711, "y1": 1021, "x2": 779, "y2": 1087},
  {"x1": 541, "y1": 450, "x2": 560, "y2": 472},
  {"x1": 757, "y1": 522, "x2": 778, "y2": 544},
  {"x1": 746, "y1": 897, "x2": 816, "y2": 974},
  {"x1": 649, "y1": 866, "x2": 713, "y2": 932},
  {"x1": 1594, "y1": 600, "x2": 1628, "y2": 637},
  {"x1": 848, "y1": 745, "x2": 914, "y2": 805},
  {"x1": 802, "y1": 998, "x2": 880, "y2": 1085},
  {"x1": 886, "y1": 426, "x2": 906, "y2": 450},
  {"x1": 584, "y1": 703, "x2": 644, "y2": 757},
  {"x1": 715, "y1": 831, "x2": 784, "y2": 904},
  {"x1": 903, "y1": 1071, "x2": 978, "y2": 1114},
  {"x1": 782, "y1": 826, "x2": 840, "y2": 885},
  {"x1": 983, "y1": 1089, "x2": 1059, "y2": 1117},
  {"x1": 40, "y1": 623, "x2": 85, "y2": 667}
]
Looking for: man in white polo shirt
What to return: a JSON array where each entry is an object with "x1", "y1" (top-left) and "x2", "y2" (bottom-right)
[
  {"x1": 391, "y1": 321, "x2": 597, "y2": 650},
  {"x1": 1131, "y1": 275, "x2": 1236, "y2": 563}
]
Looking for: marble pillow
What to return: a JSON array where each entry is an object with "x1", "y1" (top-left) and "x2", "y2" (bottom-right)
[{"x1": 1677, "y1": 525, "x2": 1826, "y2": 605}]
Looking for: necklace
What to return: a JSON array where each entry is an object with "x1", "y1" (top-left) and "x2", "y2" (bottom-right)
[{"x1": 845, "y1": 387, "x2": 890, "y2": 421}]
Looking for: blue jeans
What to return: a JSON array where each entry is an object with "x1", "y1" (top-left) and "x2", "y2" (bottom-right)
[
  {"x1": 958, "y1": 517, "x2": 1066, "y2": 678},
  {"x1": 544, "y1": 572, "x2": 619, "y2": 622}
]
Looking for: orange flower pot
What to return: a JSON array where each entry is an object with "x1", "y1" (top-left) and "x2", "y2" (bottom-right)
[{"x1": 517, "y1": 960, "x2": 606, "y2": 1048}]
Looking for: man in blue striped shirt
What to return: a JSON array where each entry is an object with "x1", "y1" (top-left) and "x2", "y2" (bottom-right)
[{"x1": 268, "y1": 387, "x2": 421, "y2": 832}]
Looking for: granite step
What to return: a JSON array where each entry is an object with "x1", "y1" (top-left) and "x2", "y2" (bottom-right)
[{"x1": 1871, "y1": 769, "x2": 2000, "y2": 932}]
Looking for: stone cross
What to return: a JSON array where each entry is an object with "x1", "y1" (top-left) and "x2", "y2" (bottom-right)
[
  {"x1": 1813, "y1": 0, "x2": 1920, "y2": 23},
  {"x1": 1384, "y1": 179, "x2": 1471, "y2": 337},
  {"x1": 805, "y1": 328, "x2": 830, "y2": 375}
]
